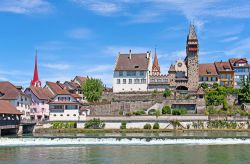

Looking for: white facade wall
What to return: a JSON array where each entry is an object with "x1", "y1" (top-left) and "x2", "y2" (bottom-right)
[
  {"x1": 50, "y1": 109, "x2": 86, "y2": 121},
  {"x1": 24, "y1": 89, "x2": 50, "y2": 121},
  {"x1": 49, "y1": 94, "x2": 86, "y2": 121},
  {"x1": 113, "y1": 70, "x2": 150, "y2": 93},
  {"x1": 10, "y1": 95, "x2": 31, "y2": 120}
]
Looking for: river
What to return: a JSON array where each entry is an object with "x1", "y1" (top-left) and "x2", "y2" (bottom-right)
[{"x1": 1, "y1": 132, "x2": 250, "y2": 163}]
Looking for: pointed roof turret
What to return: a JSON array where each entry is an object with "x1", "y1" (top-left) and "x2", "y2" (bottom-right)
[
  {"x1": 188, "y1": 23, "x2": 197, "y2": 40},
  {"x1": 152, "y1": 48, "x2": 160, "y2": 75},
  {"x1": 31, "y1": 51, "x2": 42, "y2": 87}
]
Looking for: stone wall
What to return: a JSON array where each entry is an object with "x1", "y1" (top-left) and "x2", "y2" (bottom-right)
[{"x1": 89, "y1": 101, "x2": 155, "y2": 116}]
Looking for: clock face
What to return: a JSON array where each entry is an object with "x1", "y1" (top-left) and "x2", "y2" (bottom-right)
[{"x1": 178, "y1": 62, "x2": 182, "y2": 67}]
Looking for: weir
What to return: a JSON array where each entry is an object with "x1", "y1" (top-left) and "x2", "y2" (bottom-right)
[{"x1": 1, "y1": 137, "x2": 250, "y2": 146}]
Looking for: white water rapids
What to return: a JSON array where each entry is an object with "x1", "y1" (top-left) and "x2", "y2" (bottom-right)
[{"x1": 1, "y1": 137, "x2": 250, "y2": 146}]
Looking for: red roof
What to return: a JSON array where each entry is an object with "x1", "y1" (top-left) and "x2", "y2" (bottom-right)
[
  {"x1": 152, "y1": 52, "x2": 160, "y2": 73},
  {"x1": 27, "y1": 86, "x2": 54, "y2": 100},
  {"x1": 46, "y1": 81, "x2": 70, "y2": 95},
  {"x1": 115, "y1": 53, "x2": 150, "y2": 71},
  {"x1": 214, "y1": 61, "x2": 234, "y2": 72},
  {"x1": 199, "y1": 63, "x2": 218, "y2": 76},
  {"x1": 0, "y1": 81, "x2": 27, "y2": 100},
  {"x1": 0, "y1": 100, "x2": 22, "y2": 115}
]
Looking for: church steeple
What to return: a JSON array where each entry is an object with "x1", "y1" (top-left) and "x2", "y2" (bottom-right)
[
  {"x1": 186, "y1": 23, "x2": 199, "y2": 53},
  {"x1": 152, "y1": 48, "x2": 161, "y2": 76},
  {"x1": 31, "y1": 51, "x2": 42, "y2": 87}
]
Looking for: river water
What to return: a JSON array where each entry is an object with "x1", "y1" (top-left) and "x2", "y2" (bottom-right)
[{"x1": 1, "y1": 132, "x2": 250, "y2": 164}]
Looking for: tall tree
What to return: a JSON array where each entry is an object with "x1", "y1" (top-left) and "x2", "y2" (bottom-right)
[
  {"x1": 81, "y1": 78, "x2": 104, "y2": 102},
  {"x1": 239, "y1": 77, "x2": 250, "y2": 103}
]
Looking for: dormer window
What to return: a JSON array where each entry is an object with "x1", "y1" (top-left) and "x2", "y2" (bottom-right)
[
  {"x1": 134, "y1": 66, "x2": 139, "y2": 69},
  {"x1": 206, "y1": 69, "x2": 211, "y2": 74}
]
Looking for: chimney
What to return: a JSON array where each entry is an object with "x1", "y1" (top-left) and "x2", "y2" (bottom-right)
[{"x1": 129, "y1": 49, "x2": 132, "y2": 59}]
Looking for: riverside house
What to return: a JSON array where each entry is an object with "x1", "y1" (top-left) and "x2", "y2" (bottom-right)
[
  {"x1": 0, "y1": 81, "x2": 31, "y2": 120},
  {"x1": 45, "y1": 81, "x2": 85, "y2": 121}
]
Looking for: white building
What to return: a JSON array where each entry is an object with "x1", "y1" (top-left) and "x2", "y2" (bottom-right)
[
  {"x1": 45, "y1": 82, "x2": 85, "y2": 121},
  {"x1": 113, "y1": 51, "x2": 152, "y2": 93},
  {"x1": 24, "y1": 86, "x2": 53, "y2": 121},
  {"x1": 0, "y1": 81, "x2": 31, "y2": 120}
]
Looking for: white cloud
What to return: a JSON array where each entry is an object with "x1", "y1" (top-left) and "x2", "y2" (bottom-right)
[
  {"x1": 67, "y1": 28, "x2": 92, "y2": 39},
  {"x1": 226, "y1": 37, "x2": 250, "y2": 56},
  {"x1": 72, "y1": 0, "x2": 119, "y2": 15},
  {"x1": 41, "y1": 63, "x2": 72, "y2": 70},
  {"x1": 85, "y1": 65, "x2": 113, "y2": 73},
  {"x1": 221, "y1": 36, "x2": 239, "y2": 43},
  {"x1": 0, "y1": 0, "x2": 53, "y2": 14}
]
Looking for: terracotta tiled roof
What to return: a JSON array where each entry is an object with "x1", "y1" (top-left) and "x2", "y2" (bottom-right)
[
  {"x1": 64, "y1": 81, "x2": 80, "y2": 90},
  {"x1": 214, "y1": 61, "x2": 233, "y2": 72},
  {"x1": 199, "y1": 63, "x2": 218, "y2": 76},
  {"x1": 46, "y1": 81, "x2": 70, "y2": 95},
  {"x1": 0, "y1": 100, "x2": 22, "y2": 115},
  {"x1": 115, "y1": 53, "x2": 150, "y2": 71},
  {"x1": 229, "y1": 58, "x2": 249, "y2": 68},
  {"x1": 0, "y1": 81, "x2": 26, "y2": 100},
  {"x1": 75, "y1": 76, "x2": 88, "y2": 84},
  {"x1": 28, "y1": 86, "x2": 54, "y2": 100},
  {"x1": 152, "y1": 53, "x2": 160, "y2": 72}
]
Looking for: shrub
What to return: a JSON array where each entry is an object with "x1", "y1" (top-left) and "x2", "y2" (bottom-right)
[
  {"x1": 163, "y1": 88, "x2": 171, "y2": 98},
  {"x1": 222, "y1": 99, "x2": 229, "y2": 111},
  {"x1": 84, "y1": 118, "x2": 105, "y2": 129},
  {"x1": 144, "y1": 124, "x2": 152, "y2": 129},
  {"x1": 162, "y1": 106, "x2": 171, "y2": 115},
  {"x1": 172, "y1": 108, "x2": 187, "y2": 115},
  {"x1": 125, "y1": 112, "x2": 132, "y2": 116},
  {"x1": 119, "y1": 111, "x2": 123, "y2": 116},
  {"x1": 153, "y1": 123, "x2": 160, "y2": 129},
  {"x1": 50, "y1": 122, "x2": 76, "y2": 129},
  {"x1": 133, "y1": 110, "x2": 146, "y2": 116},
  {"x1": 120, "y1": 122, "x2": 127, "y2": 129},
  {"x1": 206, "y1": 106, "x2": 217, "y2": 115},
  {"x1": 200, "y1": 83, "x2": 208, "y2": 89}
]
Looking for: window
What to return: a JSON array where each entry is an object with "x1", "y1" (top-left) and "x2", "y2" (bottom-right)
[
  {"x1": 17, "y1": 102, "x2": 19, "y2": 106},
  {"x1": 60, "y1": 114, "x2": 63, "y2": 116},
  {"x1": 53, "y1": 114, "x2": 56, "y2": 116},
  {"x1": 42, "y1": 101, "x2": 45, "y2": 105},
  {"x1": 66, "y1": 105, "x2": 78, "y2": 109},
  {"x1": 73, "y1": 114, "x2": 77, "y2": 116},
  {"x1": 141, "y1": 79, "x2": 146, "y2": 84},
  {"x1": 157, "y1": 79, "x2": 162, "y2": 82},
  {"x1": 226, "y1": 74, "x2": 231, "y2": 80},
  {"x1": 67, "y1": 114, "x2": 70, "y2": 116},
  {"x1": 119, "y1": 71, "x2": 123, "y2": 76},
  {"x1": 123, "y1": 79, "x2": 126, "y2": 84},
  {"x1": 134, "y1": 79, "x2": 140, "y2": 84},
  {"x1": 129, "y1": 79, "x2": 132, "y2": 84},
  {"x1": 117, "y1": 79, "x2": 120, "y2": 84},
  {"x1": 127, "y1": 71, "x2": 136, "y2": 76},
  {"x1": 139, "y1": 71, "x2": 144, "y2": 76}
]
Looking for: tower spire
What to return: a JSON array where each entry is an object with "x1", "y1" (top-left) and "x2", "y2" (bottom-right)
[
  {"x1": 152, "y1": 47, "x2": 161, "y2": 76},
  {"x1": 31, "y1": 50, "x2": 42, "y2": 87}
]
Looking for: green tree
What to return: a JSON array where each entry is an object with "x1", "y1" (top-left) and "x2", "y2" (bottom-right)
[
  {"x1": 201, "y1": 82, "x2": 208, "y2": 89},
  {"x1": 212, "y1": 83, "x2": 219, "y2": 89},
  {"x1": 238, "y1": 77, "x2": 250, "y2": 103},
  {"x1": 81, "y1": 78, "x2": 104, "y2": 102},
  {"x1": 163, "y1": 88, "x2": 171, "y2": 98}
]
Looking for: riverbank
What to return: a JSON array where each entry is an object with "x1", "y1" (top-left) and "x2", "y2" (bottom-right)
[{"x1": 34, "y1": 128, "x2": 250, "y2": 134}]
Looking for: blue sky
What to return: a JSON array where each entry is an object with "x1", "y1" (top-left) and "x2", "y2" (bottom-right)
[{"x1": 0, "y1": 0, "x2": 250, "y2": 87}]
